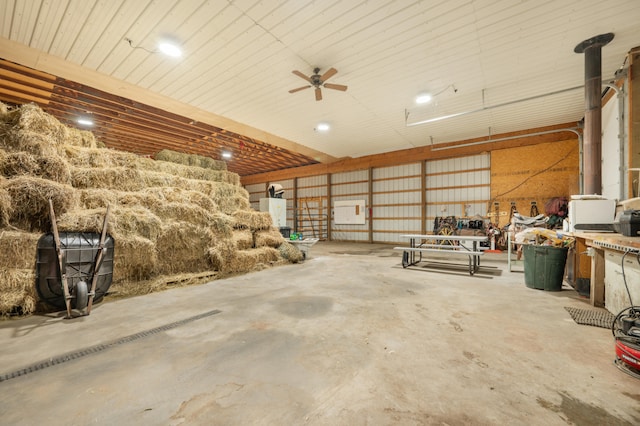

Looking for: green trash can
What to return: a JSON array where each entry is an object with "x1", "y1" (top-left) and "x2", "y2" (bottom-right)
[{"x1": 523, "y1": 244, "x2": 568, "y2": 291}]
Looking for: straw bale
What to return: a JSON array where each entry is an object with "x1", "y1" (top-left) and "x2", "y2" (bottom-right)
[
  {"x1": 109, "y1": 206, "x2": 163, "y2": 241},
  {"x1": 137, "y1": 157, "x2": 234, "y2": 182},
  {"x1": 4, "y1": 176, "x2": 78, "y2": 232},
  {"x1": 152, "y1": 202, "x2": 217, "y2": 228},
  {"x1": 66, "y1": 127, "x2": 98, "y2": 148},
  {"x1": 254, "y1": 227, "x2": 285, "y2": 248},
  {"x1": 155, "y1": 149, "x2": 226, "y2": 171},
  {"x1": 56, "y1": 208, "x2": 113, "y2": 235},
  {"x1": 2, "y1": 131, "x2": 59, "y2": 157},
  {"x1": 220, "y1": 247, "x2": 282, "y2": 274},
  {"x1": 112, "y1": 235, "x2": 157, "y2": 283},
  {"x1": 63, "y1": 145, "x2": 138, "y2": 168},
  {"x1": 4, "y1": 103, "x2": 69, "y2": 146},
  {"x1": 57, "y1": 205, "x2": 162, "y2": 241},
  {"x1": 142, "y1": 187, "x2": 218, "y2": 212},
  {"x1": 140, "y1": 169, "x2": 182, "y2": 188},
  {"x1": 0, "y1": 268, "x2": 37, "y2": 316},
  {"x1": 208, "y1": 239, "x2": 237, "y2": 272},
  {"x1": 0, "y1": 101, "x2": 8, "y2": 119},
  {"x1": 155, "y1": 222, "x2": 215, "y2": 274},
  {"x1": 232, "y1": 210, "x2": 273, "y2": 230},
  {"x1": 278, "y1": 241, "x2": 304, "y2": 263},
  {"x1": 233, "y1": 228, "x2": 254, "y2": 250},
  {"x1": 0, "y1": 151, "x2": 71, "y2": 183},
  {"x1": 207, "y1": 183, "x2": 251, "y2": 214},
  {"x1": 78, "y1": 188, "x2": 118, "y2": 209},
  {"x1": 0, "y1": 230, "x2": 40, "y2": 269},
  {"x1": 0, "y1": 185, "x2": 13, "y2": 227},
  {"x1": 109, "y1": 271, "x2": 217, "y2": 299},
  {"x1": 71, "y1": 167, "x2": 145, "y2": 191}
]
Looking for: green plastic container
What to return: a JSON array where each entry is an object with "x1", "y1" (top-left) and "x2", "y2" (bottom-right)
[{"x1": 523, "y1": 244, "x2": 568, "y2": 291}]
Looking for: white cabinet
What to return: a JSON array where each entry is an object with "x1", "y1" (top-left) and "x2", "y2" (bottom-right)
[
  {"x1": 259, "y1": 198, "x2": 287, "y2": 227},
  {"x1": 604, "y1": 250, "x2": 640, "y2": 315}
]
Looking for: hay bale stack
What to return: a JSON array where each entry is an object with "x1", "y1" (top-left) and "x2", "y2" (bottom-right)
[
  {"x1": 71, "y1": 167, "x2": 145, "y2": 191},
  {"x1": 0, "y1": 151, "x2": 71, "y2": 183},
  {"x1": 155, "y1": 149, "x2": 226, "y2": 171},
  {"x1": 222, "y1": 247, "x2": 282, "y2": 274},
  {"x1": 155, "y1": 222, "x2": 215, "y2": 274},
  {"x1": 233, "y1": 229, "x2": 254, "y2": 250},
  {"x1": 0, "y1": 102, "x2": 300, "y2": 317},
  {"x1": 0, "y1": 184, "x2": 12, "y2": 227},
  {"x1": 4, "y1": 176, "x2": 77, "y2": 232},
  {"x1": 255, "y1": 228, "x2": 285, "y2": 248},
  {"x1": 66, "y1": 127, "x2": 100, "y2": 148},
  {"x1": 232, "y1": 210, "x2": 273, "y2": 230},
  {"x1": 0, "y1": 230, "x2": 41, "y2": 269},
  {"x1": 112, "y1": 235, "x2": 157, "y2": 283},
  {"x1": 0, "y1": 268, "x2": 37, "y2": 316},
  {"x1": 8, "y1": 104, "x2": 70, "y2": 146},
  {"x1": 64, "y1": 145, "x2": 139, "y2": 168}
]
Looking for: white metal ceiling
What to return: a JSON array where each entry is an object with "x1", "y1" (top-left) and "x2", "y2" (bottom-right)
[{"x1": 1, "y1": 0, "x2": 639, "y2": 161}]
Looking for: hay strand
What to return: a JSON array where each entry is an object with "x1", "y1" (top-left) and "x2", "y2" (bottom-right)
[{"x1": 0, "y1": 230, "x2": 40, "y2": 269}]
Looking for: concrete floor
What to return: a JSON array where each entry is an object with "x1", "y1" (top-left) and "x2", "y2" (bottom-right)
[{"x1": 1, "y1": 241, "x2": 639, "y2": 425}]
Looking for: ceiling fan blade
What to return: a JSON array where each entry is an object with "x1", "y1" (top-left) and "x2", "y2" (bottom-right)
[
  {"x1": 289, "y1": 85, "x2": 311, "y2": 93},
  {"x1": 323, "y1": 83, "x2": 348, "y2": 92},
  {"x1": 292, "y1": 70, "x2": 312, "y2": 83},
  {"x1": 320, "y1": 67, "x2": 337, "y2": 81},
  {"x1": 315, "y1": 87, "x2": 322, "y2": 101}
]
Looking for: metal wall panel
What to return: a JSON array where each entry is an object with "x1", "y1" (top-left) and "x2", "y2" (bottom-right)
[
  {"x1": 245, "y1": 183, "x2": 266, "y2": 211},
  {"x1": 332, "y1": 169, "x2": 369, "y2": 242},
  {"x1": 426, "y1": 154, "x2": 490, "y2": 232},
  {"x1": 372, "y1": 163, "x2": 422, "y2": 243}
]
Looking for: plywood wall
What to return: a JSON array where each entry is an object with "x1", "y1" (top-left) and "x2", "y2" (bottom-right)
[{"x1": 490, "y1": 139, "x2": 579, "y2": 228}]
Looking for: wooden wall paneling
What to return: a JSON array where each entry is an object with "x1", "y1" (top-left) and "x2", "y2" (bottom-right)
[
  {"x1": 241, "y1": 123, "x2": 579, "y2": 184},
  {"x1": 490, "y1": 139, "x2": 579, "y2": 228}
]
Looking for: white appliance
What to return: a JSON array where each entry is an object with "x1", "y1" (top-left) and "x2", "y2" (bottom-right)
[
  {"x1": 259, "y1": 198, "x2": 287, "y2": 227},
  {"x1": 567, "y1": 197, "x2": 616, "y2": 232}
]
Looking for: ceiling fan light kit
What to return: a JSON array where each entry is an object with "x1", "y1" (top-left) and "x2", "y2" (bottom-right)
[{"x1": 289, "y1": 67, "x2": 348, "y2": 101}]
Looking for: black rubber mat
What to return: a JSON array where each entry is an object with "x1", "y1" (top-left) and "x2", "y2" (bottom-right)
[
  {"x1": 0, "y1": 309, "x2": 221, "y2": 383},
  {"x1": 564, "y1": 306, "x2": 615, "y2": 329}
]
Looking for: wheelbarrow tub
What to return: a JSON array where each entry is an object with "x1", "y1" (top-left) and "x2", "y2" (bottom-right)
[{"x1": 36, "y1": 232, "x2": 115, "y2": 310}]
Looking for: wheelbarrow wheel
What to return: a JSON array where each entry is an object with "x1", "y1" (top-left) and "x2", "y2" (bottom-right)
[{"x1": 73, "y1": 280, "x2": 88, "y2": 311}]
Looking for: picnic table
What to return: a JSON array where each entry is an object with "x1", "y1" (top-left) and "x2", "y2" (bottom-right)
[{"x1": 394, "y1": 234, "x2": 488, "y2": 275}]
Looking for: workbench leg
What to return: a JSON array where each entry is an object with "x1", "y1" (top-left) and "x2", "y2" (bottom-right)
[{"x1": 590, "y1": 248, "x2": 605, "y2": 307}]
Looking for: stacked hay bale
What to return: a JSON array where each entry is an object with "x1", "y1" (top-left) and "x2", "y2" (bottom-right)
[{"x1": 0, "y1": 102, "x2": 302, "y2": 316}]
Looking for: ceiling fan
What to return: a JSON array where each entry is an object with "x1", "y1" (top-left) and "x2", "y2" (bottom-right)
[{"x1": 288, "y1": 67, "x2": 348, "y2": 101}]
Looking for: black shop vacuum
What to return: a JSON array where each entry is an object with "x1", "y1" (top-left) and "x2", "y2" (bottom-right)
[{"x1": 611, "y1": 253, "x2": 640, "y2": 379}]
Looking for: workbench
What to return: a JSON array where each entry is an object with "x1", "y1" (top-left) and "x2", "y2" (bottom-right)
[
  {"x1": 394, "y1": 234, "x2": 488, "y2": 275},
  {"x1": 570, "y1": 232, "x2": 640, "y2": 314}
]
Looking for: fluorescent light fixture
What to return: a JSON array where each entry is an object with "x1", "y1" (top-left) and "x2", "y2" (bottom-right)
[
  {"x1": 415, "y1": 92, "x2": 432, "y2": 104},
  {"x1": 158, "y1": 41, "x2": 182, "y2": 57},
  {"x1": 222, "y1": 151, "x2": 232, "y2": 159},
  {"x1": 315, "y1": 122, "x2": 330, "y2": 132},
  {"x1": 77, "y1": 118, "x2": 94, "y2": 126}
]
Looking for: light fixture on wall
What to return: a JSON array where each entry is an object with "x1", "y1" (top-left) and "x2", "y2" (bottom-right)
[
  {"x1": 315, "y1": 122, "x2": 330, "y2": 132},
  {"x1": 222, "y1": 151, "x2": 232, "y2": 159}
]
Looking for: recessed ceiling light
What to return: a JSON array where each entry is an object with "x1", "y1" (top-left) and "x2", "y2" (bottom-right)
[
  {"x1": 315, "y1": 122, "x2": 330, "y2": 132},
  {"x1": 77, "y1": 118, "x2": 94, "y2": 126},
  {"x1": 222, "y1": 151, "x2": 232, "y2": 159},
  {"x1": 415, "y1": 92, "x2": 432, "y2": 104},
  {"x1": 158, "y1": 41, "x2": 182, "y2": 57}
]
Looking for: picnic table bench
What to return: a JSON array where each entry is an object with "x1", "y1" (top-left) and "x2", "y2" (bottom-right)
[{"x1": 394, "y1": 234, "x2": 488, "y2": 275}]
